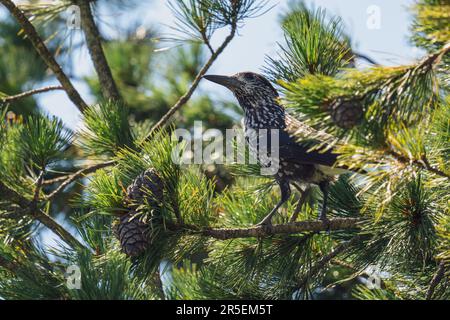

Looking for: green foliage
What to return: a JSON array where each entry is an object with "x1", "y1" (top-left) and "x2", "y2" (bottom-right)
[
  {"x1": 83, "y1": 168, "x2": 126, "y2": 216},
  {"x1": 178, "y1": 169, "x2": 216, "y2": 226},
  {"x1": 327, "y1": 174, "x2": 363, "y2": 219},
  {"x1": 204, "y1": 0, "x2": 273, "y2": 27},
  {"x1": 18, "y1": 114, "x2": 72, "y2": 169},
  {"x1": 348, "y1": 176, "x2": 440, "y2": 272},
  {"x1": 79, "y1": 101, "x2": 135, "y2": 156},
  {"x1": 0, "y1": 18, "x2": 47, "y2": 116},
  {"x1": 353, "y1": 285, "x2": 401, "y2": 300},
  {"x1": 427, "y1": 100, "x2": 450, "y2": 166},
  {"x1": 0, "y1": 244, "x2": 67, "y2": 300},
  {"x1": 0, "y1": 112, "x2": 28, "y2": 194},
  {"x1": 18, "y1": 0, "x2": 71, "y2": 29},
  {"x1": 266, "y1": 2, "x2": 352, "y2": 82},
  {"x1": 215, "y1": 178, "x2": 279, "y2": 227},
  {"x1": 281, "y1": 61, "x2": 440, "y2": 148},
  {"x1": 0, "y1": 243, "x2": 161, "y2": 300},
  {"x1": 0, "y1": 109, "x2": 10, "y2": 156},
  {"x1": 169, "y1": 0, "x2": 216, "y2": 43},
  {"x1": 410, "y1": 0, "x2": 450, "y2": 54},
  {"x1": 1, "y1": 0, "x2": 449, "y2": 302},
  {"x1": 167, "y1": 260, "x2": 267, "y2": 299},
  {"x1": 168, "y1": 0, "x2": 272, "y2": 46},
  {"x1": 58, "y1": 249, "x2": 157, "y2": 300},
  {"x1": 86, "y1": 38, "x2": 239, "y2": 131}
]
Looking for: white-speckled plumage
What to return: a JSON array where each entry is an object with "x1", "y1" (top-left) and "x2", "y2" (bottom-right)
[{"x1": 204, "y1": 71, "x2": 350, "y2": 224}]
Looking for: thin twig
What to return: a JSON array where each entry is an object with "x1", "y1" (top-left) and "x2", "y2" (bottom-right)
[
  {"x1": 426, "y1": 261, "x2": 446, "y2": 300},
  {"x1": 45, "y1": 161, "x2": 115, "y2": 200},
  {"x1": 419, "y1": 42, "x2": 450, "y2": 68},
  {"x1": 168, "y1": 218, "x2": 362, "y2": 240},
  {"x1": 422, "y1": 156, "x2": 450, "y2": 179},
  {"x1": 388, "y1": 149, "x2": 450, "y2": 179},
  {"x1": 200, "y1": 29, "x2": 215, "y2": 55},
  {"x1": 0, "y1": 181, "x2": 86, "y2": 250},
  {"x1": 1, "y1": 86, "x2": 64, "y2": 103},
  {"x1": 0, "y1": 0, "x2": 88, "y2": 112},
  {"x1": 71, "y1": 23, "x2": 239, "y2": 172},
  {"x1": 43, "y1": 161, "x2": 115, "y2": 186},
  {"x1": 153, "y1": 270, "x2": 166, "y2": 300},
  {"x1": 144, "y1": 22, "x2": 238, "y2": 142},
  {"x1": 32, "y1": 171, "x2": 45, "y2": 204},
  {"x1": 74, "y1": 0, "x2": 122, "y2": 102},
  {"x1": 297, "y1": 235, "x2": 361, "y2": 289},
  {"x1": 353, "y1": 51, "x2": 379, "y2": 66}
]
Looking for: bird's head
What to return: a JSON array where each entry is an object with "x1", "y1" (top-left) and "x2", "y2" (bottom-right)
[{"x1": 204, "y1": 72, "x2": 279, "y2": 109}]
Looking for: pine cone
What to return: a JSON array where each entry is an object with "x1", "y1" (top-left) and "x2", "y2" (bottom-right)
[
  {"x1": 116, "y1": 211, "x2": 149, "y2": 257},
  {"x1": 115, "y1": 168, "x2": 164, "y2": 257},
  {"x1": 126, "y1": 168, "x2": 164, "y2": 208},
  {"x1": 329, "y1": 98, "x2": 364, "y2": 129}
]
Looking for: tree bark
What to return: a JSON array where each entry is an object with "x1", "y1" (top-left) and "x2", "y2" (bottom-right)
[
  {"x1": 74, "y1": 0, "x2": 122, "y2": 102},
  {"x1": 0, "y1": 0, "x2": 88, "y2": 112}
]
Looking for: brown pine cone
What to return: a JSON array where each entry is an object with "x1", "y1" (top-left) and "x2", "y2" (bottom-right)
[
  {"x1": 330, "y1": 98, "x2": 364, "y2": 129},
  {"x1": 116, "y1": 211, "x2": 149, "y2": 257},
  {"x1": 115, "y1": 168, "x2": 164, "y2": 257},
  {"x1": 126, "y1": 168, "x2": 163, "y2": 208}
]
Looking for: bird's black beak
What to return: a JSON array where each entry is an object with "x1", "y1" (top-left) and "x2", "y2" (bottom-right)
[{"x1": 203, "y1": 75, "x2": 242, "y2": 90}]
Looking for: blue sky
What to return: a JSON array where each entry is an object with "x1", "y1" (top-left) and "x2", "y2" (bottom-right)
[{"x1": 35, "y1": 0, "x2": 422, "y2": 129}]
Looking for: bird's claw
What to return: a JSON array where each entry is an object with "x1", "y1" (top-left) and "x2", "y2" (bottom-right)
[{"x1": 256, "y1": 218, "x2": 273, "y2": 232}]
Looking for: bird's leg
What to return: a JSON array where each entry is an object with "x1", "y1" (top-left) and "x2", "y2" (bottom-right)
[
  {"x1": 319, "y1": 181, "x2": 330, "y2": 223},
  {"x1": 257, "y1": 180, "x2": 291, "y2": 226},
  {"x1": 290, "y1": 184, "x2": 311, "y2": 223}
]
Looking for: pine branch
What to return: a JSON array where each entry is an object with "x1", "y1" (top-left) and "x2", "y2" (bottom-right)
[
  {"x1": 353, "y1": 51, "x2": 379, "y2": 66},
  {"x1": 32, "y1": 171, "x2": 45, "y2": 204},
  {"x1": 420, "y1": 41, "x2": 450, "y2": 67},
  {"x1": 170, "y1": 218, "x2": 362, "y2": 240},
  {"x1": 422, "y1": 156, "x2": 450, "y2": 180},
  {"x1": 73, "y1": 0, "x2": 122, "y2": 102},
  {"x1": 0, "y1": 255, "x2": 18, "y2": 274},
  {"x1": 296, "y1": 235, "x2": 361, "y2": 289},
  {"x1": 201, "y1": 30, "x2": 215, "y2": 55},
  {"x1": 45, "y1": 161, "x2": 115, "y2": 199},
  {"x1": 426, "y1": 261, "x2": 446, "y2": 300},
  {"x1": 0, "y1": 0, "x2": 88, "y2": 112},
  {"x1": 144, "y1": 21, "x2": 238, "y2": 141},
  {"x1": 153, "y1": 270, "x2": 166, "y2": 300},
  {"x1": 1, "y1": 86, "x2": 64, "y2": 103},
  {"x1": 387, "y1": 149, "x2": 450, "y2": 179},
  {"x1": 0, "y1": 181, "x2": 86, "y2": 251}
]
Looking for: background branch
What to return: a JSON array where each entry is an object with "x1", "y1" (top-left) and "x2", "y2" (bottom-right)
[
  {"x1": 1, "y1": 86, "x2": 64, "y2": 103},
  {"x1": 297, "y1": 235, "x2": 361, "y2": 289},
  {"x1": 74, "y1": 0, "x2": 122, "y2": 102},
  {"x1": 170, "y1": 218, "x2": 362, "y2": 240},
  {"x1": 426, "y1": 261, "x2": 446, "y2": 300},
  {"x1": 0, "y1": 0, "x2": 88, "y2": 112},
  {"x1": 144, "y1": 23, "x2": 238, "y2": 141},
  {"x1": 45, "y1": 161, "x2": 115, "y2": 199},
  {"x1": 0, "y1": 181, "x2": 86, "y2": 251},
  {"x1": 388, "y1": 149, "x2": 450, "y2": 179}
]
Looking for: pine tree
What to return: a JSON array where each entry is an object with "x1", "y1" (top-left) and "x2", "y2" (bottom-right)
[{"x1": 0, "y1": 0, "x2": 449, "y2": 300}]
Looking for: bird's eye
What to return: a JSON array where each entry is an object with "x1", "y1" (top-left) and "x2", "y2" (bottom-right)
[{"x1": 244, "y1": 73, "x2": 255, "y2": 80}]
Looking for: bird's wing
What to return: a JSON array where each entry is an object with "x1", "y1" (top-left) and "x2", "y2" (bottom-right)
[
  {"x1": 279, "y1": 114, "x2": 342, "y2": 167},
  {"x1": 285, "y1": 113, "x2": 336, "y2": 143},
  {"x1": 278, "y1": 129, "x2": 339, "y2": 167}
]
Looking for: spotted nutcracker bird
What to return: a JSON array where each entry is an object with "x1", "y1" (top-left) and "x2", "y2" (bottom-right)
[{"x1": 204, "y1": 72, "x2": 351, "y2": 226}]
